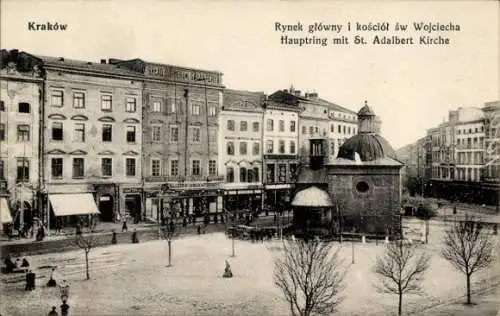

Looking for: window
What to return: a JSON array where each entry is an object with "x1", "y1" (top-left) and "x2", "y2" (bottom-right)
[
  {"x1": 0, "y1": 123, "x2": 5, "y2": 141},
  {"x1": 191, "y1": 102, "x2": 200, "y2": 115},
  {"x1": 252, "y1": 142, "x2": 260, "y2": 155},
  {"x1": 240, "y1": 167, "x2": 247, "y2": 182},
  {"x1": 0, "y1": 160, "x2": 4, "y2": 179},
  {"x1": 353, "y1": 127, "x2": 356, "y2": 134},
  {"x1": 72, "y1": 158, "x2": 84, "y2": 178},
  {"x1": 290, "y1": 121, "x2": 296, "y2": 132},
  {"x1": 170, "y1": 126, "x2": 179, "y2": 142},
  {"x1": 18, "y1": 102, "x2": 30, "y2": 113},
  {"x1": 73, "y1": 123, "x2": 85, "y2": 142},
  {"x1": 267, "y1": 119, "x2": 274, "y2": 131},
  {"x1": 170, "y1": 160, "x2": 179, "y2": 176},
  {"x1": 152, "y1": 126, "x2": 161, "y2": 142},
  {"x1": 152, "y1": 100, "x2": 161, "y2": 112},
  {"x1": 247, "y1": 168, "x2": 253, "y2": 183},
  {"x1": 240, "y1": 121, "x2": 248, "y2": 132},
  {"x1": 227, "y1": 167, "x2": 234, "y2": 183},
  {"x1": 252, "y1": 122, "x2": 259, "y2": 132},
  {"x1": 101, "y1": 95, "x2": 112, "y2": 111},
  {"x1": 253, "y1": 167, "x2": 260, "y2": 182},
  {"x1": 191, "y1": 160, "x2": 200, "y2": 176},
  {"x1": 240, "y1": 142, "x2": 247, "y2": 155},
  {"x1": 151, "y1": 159, "x2": 161, "y2": 177},
  {"x1": 290, "y1": 163, "x2": 297, "y2": 181},
  {"x1": 343, "y1": 126, "x2": 346, "y2": 134},
  {"x1": 278, "y1": 164, "x2": 287, "y2": 183},
  {"x1": 338, "y1": 125, "x2": 341, "y2": 133},
  {"x1": 208, "y1": 104, "x2": 216, "y2": 116},
  {"x1": 17, "y1": 124, "x2": 30, "y2": 142},
  {"x1": 101, "y1": 158, "x2": 112, "y2": 177},
  {"x1": 266, "y1": 140, "x2": 274, "y2": 153},
  {"x1": 16, "y1": 158, "x2": 30, "y2": 182},
  {"x1": 52, "y1": 122, "x2": 63, "y2": 141},
  {"x1": 51, "y1": 158, "x2": 63, "y2": 178},
  {"x1": 73, "y1": 92, "x2": 85, "y2": 108},
  {"x1": 0, "y1": 100, "x2": 4, "y2": 111},
  {"x1": 126, "y1": 126, "x2": 136, "y2": 143},
  {"x1": 309, "y1": 126, "x2": 314, "y2": 134},
  {"x1": 126, "y1": 158, "x2": 136, "y2": 177},
  {"x1": 330, "y1": 124, "x2": 334, "y2": 133},
  {"x1": 356, "y1": 181, "x2": 369, "y2": 193},
  {"x1": 169, "y1": 99, "x2": 178, "y2": 113},
  {"x1": 191, "y1": 127, "x2": 201, "y2": 142},
  {"x1": 290, "y1": 140, "x2": 296, "y2": 154},
  {"x1": 302, "y1": 126, "x2": 307, "y2": 134},
  {"x1": 266, "y1": 164, "x2": 275, "y2": 183},
  {"x1": 209, "y1": 160, "x2": 217, "y2": 176},
  {"x1": 102, "y1": 124, "x2": 112, "y2": 142},
  {"x1": 51, "y1": 90, "x2": 63, "y2": 107},
  {"x1": 209, "y1": 127, "x2": 217, "y2": 143},
  {"x1": 348, "y1": 127, "x2": 351, "y2": 134},
  {"x1": 227, "y1": 142, "x2": 235, "y2": 155},
  {"x1": 126, "y1": 97, "x2": 137, "y2": 112},
  {"x1": 227, "y1": 120, "x2": 235, "y2": 131},
  {"x1": 279, "y1": 140, "x2": 285, "y2": 154},
  {"x1": 279, "y1": 120, "x2": 285, "y2": 132}
]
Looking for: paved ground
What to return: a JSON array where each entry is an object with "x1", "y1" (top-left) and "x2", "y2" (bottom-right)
[{"x1": 1, "y1": 220, "x2": 499, "y2": 316}]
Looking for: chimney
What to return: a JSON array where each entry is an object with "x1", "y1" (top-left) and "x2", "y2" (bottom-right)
[
  {"x1": 58, "y1": 57, "x2": 65, "y2": 62},
  {"x1": 100, "y1": 59, "x2": 107, "y2": 64}
]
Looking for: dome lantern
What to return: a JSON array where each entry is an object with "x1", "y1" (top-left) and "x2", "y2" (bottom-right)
[{"x1": 357, "y1": 100, "x2": 381, "y2": 134}]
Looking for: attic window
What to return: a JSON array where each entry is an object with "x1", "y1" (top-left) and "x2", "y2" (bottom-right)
[{"x1": 356, "y1": 181, "x2": 369, "y2": 193}]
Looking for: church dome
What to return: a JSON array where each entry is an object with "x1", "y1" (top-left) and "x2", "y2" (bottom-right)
[
  {"x1": 337, "y1": 134, "x2": 397, "y2": 162},
  {"x1": 291, "y1": 186, "x2": 333, "y2": 207}
]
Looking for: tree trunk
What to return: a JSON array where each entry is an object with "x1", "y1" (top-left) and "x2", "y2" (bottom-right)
[
  {"x1": 85, "y1": 250, "x2": 90, "y2": 280},
  {"x1": 398, "y1": 292, "x2": 403, "y2": 316},
  {"x1": 466, "y1": 274, "x2": 471, "y2": 304}
]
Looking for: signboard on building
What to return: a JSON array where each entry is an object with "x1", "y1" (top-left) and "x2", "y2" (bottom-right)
[{"x1": 144, "y1": 64, "x2": 222, "y2": 85}]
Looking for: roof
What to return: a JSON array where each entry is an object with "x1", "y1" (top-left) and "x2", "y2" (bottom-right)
[
  {"x1": 291, "y1": 186, "x2": 333, "y2": 207},
  {"x1": 264, "y1": 100, "x2": 301, "y2": 112},
  {"x1": 328, "y1": 156, "x2": 403, "y2": 166},
  {"x1": 296, "y1": 167, "x2": 328, "y2": 184},
  {"x1": 34, "y1": 54, "x2": 144, "y2": 78},
  {"x1": 309, "y1": 97, "x2": 357, "y2": 115},
  {"x1": 358, "y1": 103, "x2": 376, "y2": 116},
  {"x1": 337, "y1": 134, "x2": 398, "y2": 162},
  {"x1": 223, "y1": 89, "x2": 265, "y2": 112}
]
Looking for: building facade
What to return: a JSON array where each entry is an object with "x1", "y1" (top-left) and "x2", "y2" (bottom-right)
[
  {"x1": 483, "y1": 101, "x2": 500, "y2": 206},
  {"x1": 31, "y1": 54, "x2": 145, "y2": 223},
  {"x1": 111, "y1": 59, "x2": 225, "y2": 222},
  {"x1": 0, "y1": 50, "x2": 43, "y2": 228},
  {"x1": 261, "y1": 97, "x2": 300, "y2": 211},
  {"x1": 219, "y1": 89, "x2": 265, "y2": 212}
]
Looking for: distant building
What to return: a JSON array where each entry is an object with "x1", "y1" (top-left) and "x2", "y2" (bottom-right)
[
  {"x1": 219, "y1": 89, "x2": 265, "y2": 212},
  {"x1": 261, "y1": 94, "x2": 301, "y2": 211},
  {"x1": 483, "y1": 101, "x2": 500, "y2": 206},
  {"x1": 111, "y1": 58, "x2": 225, "y2": 221},
  {"x1": 0, "y1": 50, "x2": 43, "y2": 227}
]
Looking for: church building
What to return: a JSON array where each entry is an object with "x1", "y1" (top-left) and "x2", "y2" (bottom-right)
[{"x1": 292, "y1": 101, "x2": 404, "y2": 237}]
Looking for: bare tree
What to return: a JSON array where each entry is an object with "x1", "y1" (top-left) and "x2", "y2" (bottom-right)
[
  {"x1": 76, "y1": 228, "x2": 97, "y2": 280},
  {"x1": 273, "y1": 239, "x2": 348, "y2": 316},
  {"x1": 441, "y1": 218, "x2": 495, "y2": 305},
  {"x1": 373, "y1": 240, "x2": 431, "y2": 316}
]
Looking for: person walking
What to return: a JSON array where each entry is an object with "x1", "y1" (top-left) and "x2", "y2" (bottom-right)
[
  {"x1": 121, "y1": 217, "x2": 128, "y2": 233},
  {"x1": 60, "y1": 300, "x2": 69, "y2": 316},
  {"x1": 47, "y1": 306, "x2": 58, "y2": 316}
]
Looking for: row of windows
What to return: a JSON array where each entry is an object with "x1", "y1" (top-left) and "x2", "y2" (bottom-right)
[
  {"x1": 150, "y1": 126, "x2": 216, "y2": 143},
  {"x1": 266, "y1": 163, "x2": 298, "y2": 183},
  {"x1": 0, "y1": 101, "x2": 31, "y2": 113},
  {"x1": 227, "y1": 142, "x2": 260, "y2": 156},
  {"x1": 226, "y1": 140, "x2": 297, "y2": 155},
  {"x1": 226, "y1": 167, "x2": 260, "y2": 183},
  {"x1": 49, "y1": 122, "x2": 138, "y2": 143},
  {"x1": 50, "y1": 157, "x2": 137, "y2": 179},
  {"x1": 305, "y1": 106, "x2": 356, "y2": 121},
  {"x1": 149, "y1": 159, "x2": 217, "y2": 177},
  {"x1": 227, "y1": 120, "x2": 260, "y2": 132},
  {"x1": 50, "y1": 90, "x2": 138, "y2": 112},
  {"x1": 265, "y1": 140, "x2": 296, "y2": 154},
  {"x1": 301, "y1": 124, "x2": 356, "y2": 135},
  {"x1": 456, "y1": 126, "x2": 484, "y2": 135},
  {"x1": 0, "y1": 124, "x2": 31, "y2": 142},
  {"x1": 150, "y1": 99, "x2": 217, "y2": 116},
  {"x1": 265, "y1": 119, "x2": 296, "y2": 133}
]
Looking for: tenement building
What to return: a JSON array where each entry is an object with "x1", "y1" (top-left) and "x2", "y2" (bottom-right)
[
  {"x1": 261, "y1": 95, "x2": 301, "y2": 212},
  {"x1": 0, "y1": 50, "x2": 43, "y2": 229},
  {"x1": 219, "y1": 89, "x2": 265, "y2": 213},
  {"x1": 482, "y1": 101, "x2": 499, "y2": 206},
  {"x1": 110, "y1": 59, "x2": 225, "y2": 222},
  {"x1": 292, "y1": 102, "x2": 403, "y2": 237},
  {"x1": 25, "y1": 52, "x2": 145, "y2": 224}
]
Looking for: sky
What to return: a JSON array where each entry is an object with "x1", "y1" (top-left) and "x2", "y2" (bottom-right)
[{"x1": 1, "y1": 0, "x2": 499, "y2": 149}]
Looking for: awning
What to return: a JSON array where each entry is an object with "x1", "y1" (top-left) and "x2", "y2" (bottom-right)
[
  {"x1": 0, "y1": 198, "x2": 13, "y2": 223},
  {"x1": 49, "y1": 193, "x2": 100, "y2": 217},
  {"x1": 291, "y1": 186, "x2": 333, "y2": 208}
]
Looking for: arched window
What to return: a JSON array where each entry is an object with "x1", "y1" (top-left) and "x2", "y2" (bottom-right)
[
  {"x1": 227, "y1": 142, "x2": 234, "y2": 155},
  {"x1": 240, "y1": 167, "x2": 247, "y2": 183},
  {"x1": 227, "y1": 167, "x2": 234, "y2": 183}
]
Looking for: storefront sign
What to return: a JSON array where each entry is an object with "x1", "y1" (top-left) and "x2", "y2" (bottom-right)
[
  {"x1": 0, "y1": 180, "x2": 7, "y2": 191},
  {"x1": 144, "y1": 64, "x2": 221, "y2": 85}
]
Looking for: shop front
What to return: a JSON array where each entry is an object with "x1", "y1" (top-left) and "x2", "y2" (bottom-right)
[
  {"x1": 223, "y1": 184, "x2": 263, "y2": 213},
  {"x1": 264, "y1": 184, "x2": 293, "y2": 214},
  {"x1": 120, "y1": 186, "x2": 143, "y2": 223},
  {"x1": 93, "y1": 183, "x2": 119, "y2": 222}
]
